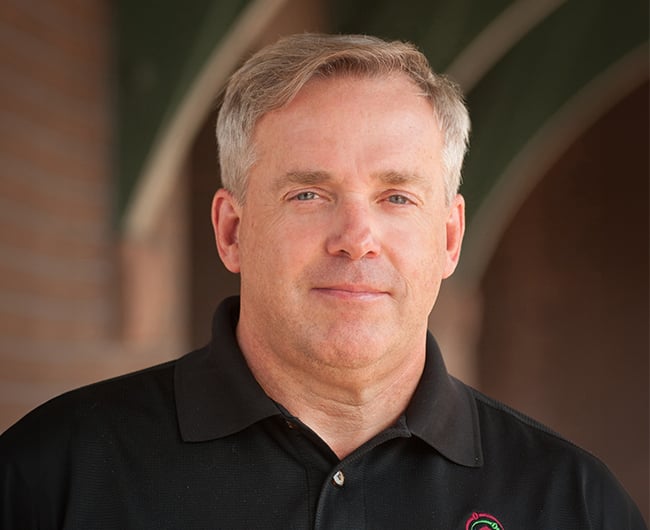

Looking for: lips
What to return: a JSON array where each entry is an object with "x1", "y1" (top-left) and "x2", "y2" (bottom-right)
[
  {"x1": 316, "y1": 284, "x2": 386, "y2": 293},
  {"x1": 312, "y1": 284, "x2": 389, "y2": 300},
  {"x1": 304, "y1": 260, "x2": 397, "y2": 299}
]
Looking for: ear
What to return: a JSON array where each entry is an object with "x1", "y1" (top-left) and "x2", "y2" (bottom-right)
[
  {"x1": 442, "y1": 193, "x2": 465, "y2": 279},
  {"x1": 211, "y1": 188, "x2": 242, "y2": 273}
]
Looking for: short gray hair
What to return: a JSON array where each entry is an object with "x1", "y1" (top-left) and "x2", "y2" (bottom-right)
[{"x1": 217, "y1": 33, "x2": 470, "y2": 204}]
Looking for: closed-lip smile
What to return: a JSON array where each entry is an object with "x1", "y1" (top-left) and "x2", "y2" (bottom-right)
[{"x1": 312, "y1": 284, "x2": 388, "y2": 300}]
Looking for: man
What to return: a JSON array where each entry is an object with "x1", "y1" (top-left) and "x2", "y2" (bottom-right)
[{"x1": 0, "y1": 34, "x2": 645, "y2": 529}]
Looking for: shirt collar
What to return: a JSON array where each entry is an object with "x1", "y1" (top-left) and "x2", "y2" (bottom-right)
[
  {"x1": 175, "y1": 297, "x2": 280, "y2": 442},
  {"x1": 406, "y1": 334, "x2": 483, "y2": 467},
  {"x1": 175, "y1": 296, "x2": 483, "y2": 468}
]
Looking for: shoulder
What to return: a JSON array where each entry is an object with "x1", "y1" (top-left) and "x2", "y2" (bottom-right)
[
  {"x1": 467, "y1": 382, "x2": 610, "y2": 476},
  {"x1": 464, "y1": 383, "x2": 646, "y2": 528},
  {"x1": 0, "y1": 356, "x2": 180, "y2": 473},
  {"x1": 0, "y1": 356, "x2": 186, "y2": 528},
  {"x1": 4, "y1": 358, "x2": 177, "y2": 437}
]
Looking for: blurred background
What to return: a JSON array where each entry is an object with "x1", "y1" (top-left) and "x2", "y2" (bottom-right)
[{"x1": 0, "y1": 0, "x2": 647, "y2": 518}]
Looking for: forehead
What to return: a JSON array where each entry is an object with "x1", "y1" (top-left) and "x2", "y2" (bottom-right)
[
  {"x1": 253, "y1": 73, "x2": 438, "y2": 144},
  {"x1": 247, "y1": 74, "x2": 445, "y2": 193}
]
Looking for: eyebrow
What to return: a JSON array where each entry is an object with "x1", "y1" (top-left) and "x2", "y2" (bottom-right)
[
  {"x1": 373, "y1": 170, "x2": 429, "y2": 187},
  {"x1": 272, "y1": 171, "x2": 332, "y2": 194},
  {"x1": 284, "y1": 170, "x2": 332, "y2": 186},
  {"x1": 273, "y1": 169, "x2": 429, "y2": 192}
]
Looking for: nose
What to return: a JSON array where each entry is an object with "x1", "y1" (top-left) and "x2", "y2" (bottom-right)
[{"x1": 325, "y1": 200, "x2": 381, "y2": 260}]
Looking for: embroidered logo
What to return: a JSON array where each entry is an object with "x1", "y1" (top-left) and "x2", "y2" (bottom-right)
[{"x1": 465, "y1": 512, "x2": 504, "y2": 530}]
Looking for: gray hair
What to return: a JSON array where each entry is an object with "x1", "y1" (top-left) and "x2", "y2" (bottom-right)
[{"x1": 217, "y1": 33, "x2": 470, "y2": 204}]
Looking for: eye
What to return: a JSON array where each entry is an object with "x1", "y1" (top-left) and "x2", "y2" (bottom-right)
[
  {"x1": 386, "y1": 194, "x2": 411, "y2": 205},
  {"x1": 292, "y1": 191, "x2": 319, "y2": 201}
]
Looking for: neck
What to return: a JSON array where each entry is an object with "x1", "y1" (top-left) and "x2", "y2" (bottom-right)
[{"x1": 237, "y1": 326, "x2": 426, "y2": 459}]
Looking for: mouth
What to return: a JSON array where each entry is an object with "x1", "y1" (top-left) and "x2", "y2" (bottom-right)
[{"x1": 312, "y1": 285, "x2": 389, "y2": 301}]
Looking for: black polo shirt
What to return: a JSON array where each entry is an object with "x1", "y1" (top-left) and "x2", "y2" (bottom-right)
[{"x1": 1, "y1": 297, "x2": 645, "y2": 529}]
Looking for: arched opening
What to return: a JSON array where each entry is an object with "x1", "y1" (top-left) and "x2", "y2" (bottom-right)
[{"x1": 477, "y1": 82, "x2": 648, "y2": 513}]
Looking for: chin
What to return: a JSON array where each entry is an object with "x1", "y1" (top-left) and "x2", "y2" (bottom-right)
[{"x1": 309, "y1": 327, "x2": 399, "y2": 367}]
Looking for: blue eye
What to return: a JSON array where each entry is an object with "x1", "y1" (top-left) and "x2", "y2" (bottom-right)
[
  {"x1": 294, "y1": 191, "x2": 318, "y2": 201},
  {"x1": 387, "y1": 194, "x2": 410, "y2": 205}
]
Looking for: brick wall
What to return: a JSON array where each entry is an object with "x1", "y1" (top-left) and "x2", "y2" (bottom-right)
[
  {"x1": 0, "y1": 0, "x2": 113, "y2": 429},
  {"x1": 0, "y1": 1, "x2": 187, "y2": 432}
]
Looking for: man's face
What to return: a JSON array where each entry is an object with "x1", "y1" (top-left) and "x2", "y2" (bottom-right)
[{"x1": 214, "y1": 74, "x2": 464, "y2": 375}]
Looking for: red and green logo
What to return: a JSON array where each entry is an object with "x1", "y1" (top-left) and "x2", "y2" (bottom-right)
[{"x1": 465, "y1": 512, "x2": 504, "y2": 530}]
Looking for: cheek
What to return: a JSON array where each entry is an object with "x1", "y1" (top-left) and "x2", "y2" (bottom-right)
[
  {"x1": 239, "y1": 216, "x2": 317, "y2": 280},
  {"x1": 388, "y1": 223, "x2": 447, "y2": 288}
]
